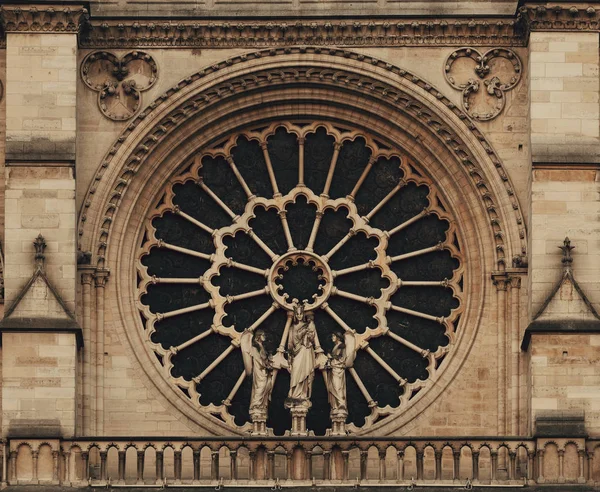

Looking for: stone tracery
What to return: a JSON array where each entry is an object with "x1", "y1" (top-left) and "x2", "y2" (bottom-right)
[{"x1": 136, "y1": 121, "x2": 463, "y2": 435}]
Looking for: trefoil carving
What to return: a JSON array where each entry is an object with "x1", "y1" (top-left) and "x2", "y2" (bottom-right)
[
  {"x1": 81, "y1": 51, "x2": 158, "y2": 121},
  {"x1": 444, "y1": 48, "x2": 522, "y2": 121}
]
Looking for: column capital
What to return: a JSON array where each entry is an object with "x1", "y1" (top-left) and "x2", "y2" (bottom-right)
[
  {"x1": 94, "y1": 269, "x2": 110, "y2": 288},
  {"x1": 0, "y1": 4, "x2": 88, "y2": 34},
  {"x1": 492, "y1": 273, "x2": 510, "y2": 291}
]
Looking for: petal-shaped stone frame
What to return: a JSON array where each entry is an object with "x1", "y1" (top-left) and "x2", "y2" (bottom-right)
[
  {"x1": 81, "y1": 50, "x2": 158, "y2": 121},
  {"x1": 444, "y1": 48, "x2": 522, "y2": 121}
]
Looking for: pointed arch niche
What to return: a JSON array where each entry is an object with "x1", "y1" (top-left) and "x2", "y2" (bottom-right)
[{"x1": 78, "y1": 48, "x2": 526, "y2": 437}]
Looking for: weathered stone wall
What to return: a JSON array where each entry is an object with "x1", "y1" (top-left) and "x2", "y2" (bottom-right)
[
  {"x1": 2, "y1": 332, "x2": 78, "y2": 438},
  {"x1": 529, "y1": 333, "x2": 600, "y2": 435}
]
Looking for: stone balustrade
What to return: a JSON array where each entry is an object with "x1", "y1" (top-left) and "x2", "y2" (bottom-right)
[{"x1": 3, "y1": 436, "x2": 600, "y2": 486}]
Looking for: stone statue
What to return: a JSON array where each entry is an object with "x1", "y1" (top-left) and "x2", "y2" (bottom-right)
[
  {"x1": 241, "y1": 329, "x2": 273, "y2": 434},
  {"x1": 325, "y1": 330, "x2": 356, "y2": 435},
  {"x1": 284, "y1": 304, "x2": 326, "y2": 434}
]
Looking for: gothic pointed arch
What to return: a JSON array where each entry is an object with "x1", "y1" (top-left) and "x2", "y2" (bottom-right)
[{"x1": 78, "y1": 47, "x2": 527, "y2": 436}]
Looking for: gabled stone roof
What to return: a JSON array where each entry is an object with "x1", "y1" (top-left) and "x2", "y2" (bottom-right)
[
  {"x1": 522, "y1": 237, "x2": 600, "y2": 349},
  {"x1": 0, "y1": 235, "x2": 82, "y2": 346}
]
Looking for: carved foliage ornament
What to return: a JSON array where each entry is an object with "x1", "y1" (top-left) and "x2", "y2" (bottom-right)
[
  {"x1": 81, "y1": 51, "x2": 158, "y2": 121},
  {"x1": 0, "y1": 5, "x2": 88, "y2": 33},
  {"x1": 444, "y1": 48, "x2": 522, "y2": 121}
]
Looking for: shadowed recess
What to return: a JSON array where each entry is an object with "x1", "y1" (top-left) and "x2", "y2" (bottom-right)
[
  {"x1": 326, "y1": 296, "x2": 378, "y2": 333},
  {"x1": 387, "y1": 310, "x2": 449, "y2": 352},
  {"x1": 369, "y1": 182, "x2": 430, "y2": 232},
  {"x1": 150, "y1": 309, "x2": 215, "y2": 351},
  {"x1": 328, "y1": 232, "x2": 379, "y2": 270},
  {"x1": 391, "y1": 250, "x2": 459, "y2": 282},
  {"x1": 223, "y1": 231, "x2": 271, "y2": 270},
  {"x1": 170, "y1": 332, "x2": 230, "y2": 381},
  {"x1": 172, "y1": 181, "x2": 232, "y2": 230},
  {"x1": 354, "y1": 156, "x2": 404, "y2": 217},
  {"x1": 334, "y1": 269, "x2": 389, "y2": 299},
  {"x1": 328, "y1": 137, "x2": 372, "y2": 200},
  {"x1": 153, "y1": 212, "x2": 215, "y2": 254},
  {"x1": 267, "y1": 127, "x2": 299, "y2": 195},
  {"x1": 368, "y1": 336, "x2": 429, "y2": 384},
  {"x1": 353, "y1": 349, "x2": 403, "y2": 407},
  {"x1": 200, "y1": 155, "x2": 248, "y2": 216},
  {"x1": 304, "y1": 127, "x2": 335, "y2": 194},
  {"x1": 285, "y1": 195, "x2": 317, "y2": 250},
  {"x1": 142, "y1": 248, "x2": 210, "y2": 278},
  {"x1": 312, "y1": 207, "x2": 353, "y2": 256},
  {"x1": 198, "y1": 350, "x2": 245, "y2": 407},
  {"x1": 249, "y1": 206, "x2": 288, "y2": 256},
  {"x1": 212, "y1": 267, "x2": 267, "y2": 297},
  {"x1": 231, "y1": 136, "x2": 273, "y2": 198}
]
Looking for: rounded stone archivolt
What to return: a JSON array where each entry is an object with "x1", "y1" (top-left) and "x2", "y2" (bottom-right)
[{"x1": 78, "y1": 48, "x2": 525, "y2": 436}]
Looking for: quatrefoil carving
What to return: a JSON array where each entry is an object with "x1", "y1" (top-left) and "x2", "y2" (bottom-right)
[
  {"x1": 81, "y1": 51, "x2": 158, "y2": 121},
  {"x1": 444, "y1": 48, "x2": 522, "y2": 121}
]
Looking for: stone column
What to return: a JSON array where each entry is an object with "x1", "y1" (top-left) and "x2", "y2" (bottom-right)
[{"x1": 94, "y1": 271, "x2": 109, "y2": 435}]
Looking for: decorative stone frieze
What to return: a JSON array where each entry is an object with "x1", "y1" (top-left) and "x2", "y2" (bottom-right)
[
  {"x1": 0, "y1": 4, "x2": 88, "y2": 33},
  {"x1": 81, "y1": 51, "x2": 158, "y2": 121},
  {"x1": 520, "y1": 3, "x2": 600, "y2": 32},
  {"x1": 444, "y1": 48, "x2": 522, "y2": 121},
  {"x1": 77, "y1": 18, "x2": 527, "y2": 49}
]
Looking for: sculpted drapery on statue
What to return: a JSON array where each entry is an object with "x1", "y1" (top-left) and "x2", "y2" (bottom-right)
[
  {"x1": 325, "y1": 331, "x2": 356, "y2": 435},
  {"x1": 241, "y1": 329, "x2": 274, "y2": 434}
]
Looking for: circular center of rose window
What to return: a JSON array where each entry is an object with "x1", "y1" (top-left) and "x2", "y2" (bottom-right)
[{"x1": 270, "y1": 251, "x2": 331, "y2": 309}]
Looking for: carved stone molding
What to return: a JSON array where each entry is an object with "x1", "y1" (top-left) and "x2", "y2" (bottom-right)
[
  {"x1": 78, "y1": 18, "x2": 526, "y2": 49},
  {"x1": 78, "y1": 48, "x2": 527, "y2": 275},
  {"x1": 520, "y1": 3, "x2": 600, "y2": 32},
  {"x1": 0, "y1": 5, "x2": 88, "y2": 33},
  {"x1": 81, "y1": 51, "x2": 158, "y2": 121},
  {"x1": 444, "y1": 48, "x2": 522, "y2": 121}
]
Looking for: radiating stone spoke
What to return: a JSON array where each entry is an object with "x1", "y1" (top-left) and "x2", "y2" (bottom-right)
[
  {"x1": 173, "y1": 206, "x2": 215, "y2": 235},
  {"x1": 305, "y1": 211, "x2": 324, "y2": 253},
  {"x1": 385, "y1": 207, "x2": 430, "y2": 237},
  {"x1": 385, "y1": 327, "x2": 430, "y2": 357},
  {"x1": 246, "y1": 304, "x2": 278, "y2": 333},
  {"x1": 363, "y1": 180, "x2": 406, "y2": 222},
  {"x1": 322, "y1": 142, "x2": 342, "y2": 197},
  {"x1": 260, "y1": 142, "x2": 280, "y2": 197},
  {"x1": 193, "y1": 344, "x2": 236, "y2": 383},
  {"x1": 278, "y1": 211, "x2": 296, "y2": 251},
  {"x1": 170, "y1": 326, "x2": 215, "y2": 354},
  {"x1": 333, "y1": 288, "x2": 374, "y2": 305},
  {"x1": 387, "y1": 303, "x2": 445, "y2": 324},
  {"x1": 226, "y1": 260, "x2": 269, "y2": 276},
  {"x1": 150, "y1": 276, "x2": 205, "y2": 285},
  {"x1": 399, "y1": 279, "x2": 451, "y2": 287},
  {"x1": 298, "y1": 137, "x2": 306, "y2": 186},
  {"x1": 157, "y1": 300, "x2": 213, "y2": 320},
  {"x1": 156, "y1": 240, "x2": 212, "y2": 261},
  {"x1": 347, "y1": 156, "x2": 376, "y2": 200},
  {"x1": 389, "y1": 242, "x2": 446, "y2": 263},
  {"x1": 225, "y1": 288, "x2": 269, "y2": 303},
  {"x1": 332, "y1": 260, "x2": 376, "y2": 277},
  {"x1": 225, "y1": 154, "x2": 255, "y2": 199},
  {"x1": 222, "y1": 371, "x2": 247, "y2": 407},
  {"x1": 197, "y1": 178, "x2": 238, "y2": 220},
  {"x1": 365, "y1": 346, "x2": 407, "y2": 385},
  {"x1": 322, "y1": 229, "x2": 355, "y2": 261},
  {"x1": 247, "y1": 229, "x2": 279, "y2": 261},
  {"x1": 322, "y1": 303, "x2": 354, "y2": 333},
  {"x1": 348, "y1": 367, "x2": 377, "y2": 408}
]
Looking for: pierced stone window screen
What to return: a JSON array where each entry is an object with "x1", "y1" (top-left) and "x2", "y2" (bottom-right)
[{"x1": 137, "y1": 122, "x2": 464, "y2": 435}]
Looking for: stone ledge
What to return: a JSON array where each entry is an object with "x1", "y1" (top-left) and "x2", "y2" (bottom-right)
[{"x1": 521, "y1": 319, "x2": 600, "y2": 350}]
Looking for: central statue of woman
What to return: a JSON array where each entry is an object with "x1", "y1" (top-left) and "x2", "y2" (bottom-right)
[{"x1": 285, "y1": 304, "x2": 326, "y2": 407}]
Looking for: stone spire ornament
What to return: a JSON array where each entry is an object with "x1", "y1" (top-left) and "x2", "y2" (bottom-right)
[
  {"x1": 33, "y1": 234, "x2": 47, "y2": 270},
  {"x1": 559, "y1": 236, "x2": 574, "y2": 273}
]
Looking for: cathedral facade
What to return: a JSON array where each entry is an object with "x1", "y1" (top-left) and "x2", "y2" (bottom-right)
[{"x1": 0, "y1": 0, "x2": 599, "y2": 488}]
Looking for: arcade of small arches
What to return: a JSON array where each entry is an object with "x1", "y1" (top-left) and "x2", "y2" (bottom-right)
[{"x1": 6, "y1": 438, "x2": 600, "y2": 485}]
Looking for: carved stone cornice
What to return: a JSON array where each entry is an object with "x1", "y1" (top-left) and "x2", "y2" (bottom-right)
[
  {"x1": 520, "y1": 3, "x2": 600, "y2": 32},
  {"x1": 0, "y1": 4, "x2": 88, "y2": 34},
  {"x1": 78, "y1": 18, "x2": 527, "y2": 49}
]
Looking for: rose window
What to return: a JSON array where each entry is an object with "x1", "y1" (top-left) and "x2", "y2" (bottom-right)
[{"x1": 137, "y1": 122, "x2": 463, "y2": 435}]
